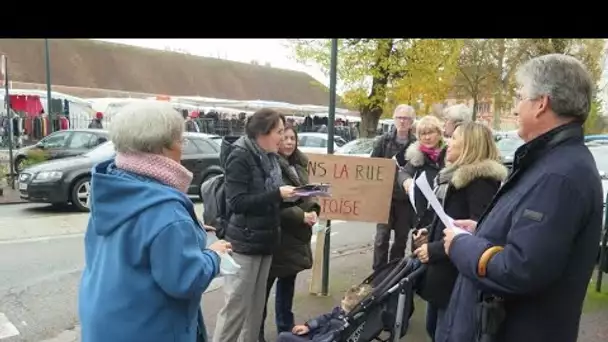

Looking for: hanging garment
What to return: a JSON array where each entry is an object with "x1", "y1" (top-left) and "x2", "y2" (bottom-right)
[
  {"x1": 9, "y1": 95, "x2": 26, "y2": 112},
  {"x1": 63, "y1": 100, "x2": 70, "y2": 116},
  {"x1": 59, "y1": 116, "x2": 69, "y2": 130},
  {"x1": 12, "y1": 117, "x2": 20, "y2": 137},
  {"x1": 23, "y1": 95, "x2": 43, "y2": 117},
  {"x1": 25, "y1": 117, "x2": 33, "y2": 137},
  {"x1": 42, "y1": 116, "x2": 48, "y2": 137},
  {"x1": 33, "y1": 117, "x2": 42, "y2": 139},
  {"x1": 50, "y1": 98, "x2": 63, "y2": 114}
]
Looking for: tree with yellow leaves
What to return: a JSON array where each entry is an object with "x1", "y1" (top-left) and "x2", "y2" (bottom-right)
[{"x1": 287, "y1": 39, "x2": 461, "y2": 137}]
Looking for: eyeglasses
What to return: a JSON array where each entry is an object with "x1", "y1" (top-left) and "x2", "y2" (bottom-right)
[
  {"x1": 516, "y1": 93, "x2": 545, "y2": 103},
  {"x1": 419, "y1": 130, "x2": 440, "y2": 137},
  {"x1": 394, "y1": 116, "x2": 413, "y2": 121}
]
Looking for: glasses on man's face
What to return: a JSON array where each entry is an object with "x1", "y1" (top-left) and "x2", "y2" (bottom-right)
[
  {"x1": 419, "y1": 130, "x2": 439, "y2": 137},
  {"x1": 394, "y1": 116, "x2": 413, "y2": 122}
]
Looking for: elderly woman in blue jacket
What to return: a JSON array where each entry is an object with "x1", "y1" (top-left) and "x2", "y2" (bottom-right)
[{"x1": 78, "y1": 101, "x2": 231, "y2": 342}]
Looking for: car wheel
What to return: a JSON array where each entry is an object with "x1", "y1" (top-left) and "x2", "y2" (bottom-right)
[
  {"x1": 199, "y1": 173, "x2": 221, "y2": 202},
  {"x1": 71, "y1": 177, "x2": 92, "y2": 212},
  {"x1": 14, "y1": 156, "x2": 26, "y2": 173}
]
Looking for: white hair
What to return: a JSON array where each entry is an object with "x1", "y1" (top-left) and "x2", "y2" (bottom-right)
[
  {"x1": 444, "y1": 104, "x2": 473, "y2": 124},
  {"x1": 393, "y1": 104, "x2": 416, "y2": 119},
  {"x1": 516, "y1": 53, "x2": 594, "y2": 121},
  {"x1": 110, "y1": 101, "x2": 184, "y2": 154}
]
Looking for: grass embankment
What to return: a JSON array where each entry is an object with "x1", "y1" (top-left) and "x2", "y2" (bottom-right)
[{"x1": 584, "y1": 272, "x2": 608, "y2": 313}]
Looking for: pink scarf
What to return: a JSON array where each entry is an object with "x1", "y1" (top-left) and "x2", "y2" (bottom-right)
[
  {"x1": 115, "y1": 152, "x2": 193, "y2": 193},
  {"x1": 419, "y1": 144, "x2": 442, "y2": 163}
]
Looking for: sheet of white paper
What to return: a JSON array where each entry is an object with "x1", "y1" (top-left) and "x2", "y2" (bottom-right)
[
  {"x1": 408, "y1": 180, "x2": 416, "y2": 212},
  {"x1": 414, "y1": 172, "x2": 471, "y2": 236}
]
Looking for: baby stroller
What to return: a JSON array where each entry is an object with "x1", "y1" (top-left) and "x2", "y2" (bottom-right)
[{"x1": 329, "y1": 256, "x2": 426, "y2": 342}]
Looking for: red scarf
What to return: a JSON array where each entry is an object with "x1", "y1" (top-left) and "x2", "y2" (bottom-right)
[{"x1": 419, "y1": 144, "x2": 442, "y2": 163}]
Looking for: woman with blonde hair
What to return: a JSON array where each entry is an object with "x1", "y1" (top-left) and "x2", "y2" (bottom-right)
[
  {"x1": 398, "y1": 115, "x2": 446, "y2": 229},
  {"x1": 411, "y1": 121, "x2": 508, "y2": 341}
]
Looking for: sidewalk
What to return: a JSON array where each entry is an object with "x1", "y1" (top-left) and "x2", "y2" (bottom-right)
[
  {"x1": 579, "y1": 276, "x2": 608, "y2": 342},
  {"x1": 0, "y1": 150, "x2": 25, "y2": 204},
  {"x1": 201, "y1": 247, "x2": 427, "y2": 342},
  {"x1": 42, "y1": 247, "x2": 608, "y2": 342},
  {"x1": 0, "y1": 185, "x2": 24, "y2": 204}
]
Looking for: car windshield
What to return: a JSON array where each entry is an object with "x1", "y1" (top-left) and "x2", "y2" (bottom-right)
[
  {"x1": 496, "y1": 137, "x2": 524, "y2": 156},
  {"x1": 85, "y1": 141, "x2": 116, "y2": 160},
  {"x1": 338, "y1": 139, "x2": 374, "y2": 154}
]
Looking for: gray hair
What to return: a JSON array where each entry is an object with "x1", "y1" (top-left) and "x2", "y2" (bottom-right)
[
  {"x1": 444, "y1": 104, "x2": 473, "y2": 124},
  {"x1": 393, "y1": 104, "x2": 416, "y2": 119},
  {"x1": 110, "y1": 101, "x2": 184, "y2": 154},
  {"x1": 516, "y1": 53, "x2": 594, "y2": 121}
]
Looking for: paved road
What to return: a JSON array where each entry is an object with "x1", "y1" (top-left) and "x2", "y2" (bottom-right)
[{"x1": 0, "y1": 203, "x2": 378, "y2": 341}]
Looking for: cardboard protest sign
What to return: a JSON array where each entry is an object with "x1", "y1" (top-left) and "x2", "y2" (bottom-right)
[{"x1": 306, "y1": 153, "x2": 395, "y2": 224}]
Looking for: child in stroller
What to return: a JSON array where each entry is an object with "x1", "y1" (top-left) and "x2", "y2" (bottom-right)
[
  {"x1": 278, "y1": 256, "x2": 425, "y2": 342},
  {"x1": 278, "y1": 284, "x2": 373, "y2": 342}
]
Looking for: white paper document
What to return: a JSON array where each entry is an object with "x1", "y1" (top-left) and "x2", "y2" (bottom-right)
[{"x1": 414, "y1": 172, "x2": 471, "y2": 236}]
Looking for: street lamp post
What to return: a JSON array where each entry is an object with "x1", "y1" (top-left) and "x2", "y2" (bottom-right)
[{"x1": 321, "y1": 38, "x2": 339, "y2": 296}]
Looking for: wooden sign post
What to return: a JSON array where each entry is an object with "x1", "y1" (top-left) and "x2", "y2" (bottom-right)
[{"x1": 307, "y1": 153, "x2": 395, "y2": 294}]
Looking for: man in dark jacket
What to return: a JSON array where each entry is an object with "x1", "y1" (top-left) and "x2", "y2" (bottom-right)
[
  {"x1": 371, "y1": 104, "x2": 417, "y2": 271},
  {"x1": 438, "y1": 54, "x2": 603, "y2": 342}
]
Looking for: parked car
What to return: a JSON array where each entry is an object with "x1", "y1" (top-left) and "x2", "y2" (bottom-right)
[
  {"x1": 336, "y1": 138, "x2": 375, "y2": 158},
  {"x1": 585, "y1": 141, "x2": 608, "y2": 262},
  {"x1": 17, "y1": 132, "x2": 223, "y2": 211},
  {"x1": 496, "y1": 134, "x2": 524, "y2": 167},
  {"x1": 585, "y1": 134, "x2": 608, "y2": 143},
  {"x1": 587, "y1": 141, "x2": 608, "y2": 201},
  {"x1": 298, "y1": 132, "x2": 347, "y2": 155},
  {"x1": 14, "y1": 129, "x2": 109, "y2": 173}
]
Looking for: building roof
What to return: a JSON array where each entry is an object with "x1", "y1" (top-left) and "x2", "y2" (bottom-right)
[{"x1": 0, "y1": 39, "x2": 341, "y2": 106}]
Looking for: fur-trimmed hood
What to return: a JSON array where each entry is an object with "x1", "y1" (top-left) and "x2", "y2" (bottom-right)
[
  {"x1": 445, "y1": 159, "x2": 508, "y2": 189},
  {"x1": 405, "y1": 141, "x2": 441, "y2": 167}
]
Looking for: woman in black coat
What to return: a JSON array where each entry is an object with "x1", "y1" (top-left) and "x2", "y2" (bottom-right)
[
  {"x1": 412, "y1": 122, "x2": 508, "y2": 341},
  {"x1": 213, "y1": 109, "x2": 297, "y2": 342},
  {"x1": 259, "y1": 127, "x2": 320, "y2": 341},
  {"x1": 398, "y1": 115, "x2": 446, "y2": 229}
]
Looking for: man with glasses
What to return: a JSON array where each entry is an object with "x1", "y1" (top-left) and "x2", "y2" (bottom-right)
[
  {"x1": 371, "y1": 104, "x2": 417, "y2": 271},
  {"x1": 439, "y1": 54, "x2": 602, "y2": 342}
]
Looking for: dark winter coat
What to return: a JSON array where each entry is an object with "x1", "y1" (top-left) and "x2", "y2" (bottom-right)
[
  {"x1": 224, "y1": 137, "x2": 283, "y2": 255},
  {"x1": 436, "y1": 123, "x2": 603, "y2": 342},
  {"x1": 417, "y1": 159, "x2": 507, "y2": 309},
  {"x1": 305, "y1": 306, "x2": 348, "y2": 342},
  {"x1": 397, "y1": 142, "x2": 447, "y2": 228},
  {"x1": 371, "y1": 130, "x2": 416, "y2": 201},
  {"x1": 270, "y1": 150, "x2": 321, "y2": 278}
]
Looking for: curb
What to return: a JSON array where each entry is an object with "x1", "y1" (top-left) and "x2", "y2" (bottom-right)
[{"x1": 0, "y1": 200, "x2": 27, "y2": 205}]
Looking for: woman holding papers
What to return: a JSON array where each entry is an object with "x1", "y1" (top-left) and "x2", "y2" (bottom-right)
[
  {"x1": 213, "y1": 109, "x2": 297, "y2": 342},
  {"x1": 411, "y1": 122, "x2": 507, "y2": 341},
  {"x1": 399, "y1": 115, "x2": 447, "y2": 228},
  {"x1": 259, "y1": 126, "x2": 321, "y2": 342}
]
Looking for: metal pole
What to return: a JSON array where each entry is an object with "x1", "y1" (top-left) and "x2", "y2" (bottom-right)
[
  {"x1": 44, "y1": 39, "x2": 53, "y2": 132},
  {"x1": 321, "y1": 38, "x2": 339, "y2": 296},
  {"x1": 2, "y1": 55, "x2": 15, "y2": 188}
]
